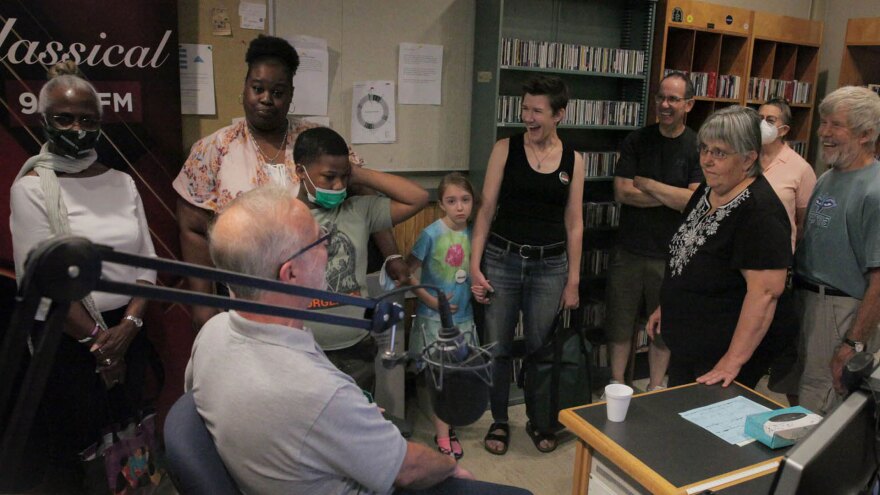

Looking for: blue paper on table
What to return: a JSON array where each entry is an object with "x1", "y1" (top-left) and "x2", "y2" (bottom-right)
[{"x1": 679, "y1": 396, "x2": 771, "y2": 445}]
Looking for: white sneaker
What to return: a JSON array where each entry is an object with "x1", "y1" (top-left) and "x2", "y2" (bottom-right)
[{"x1": 646, "y1": 384, "x2": 666, "y2": 392}]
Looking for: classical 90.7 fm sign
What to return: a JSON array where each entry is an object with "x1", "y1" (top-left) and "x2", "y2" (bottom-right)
[
  {"x1": 0, "y1": 17, "x2": 175, "y2": 126},
  {"x1": 0, "y1": 1, "x2": 183, "y2": 272}
]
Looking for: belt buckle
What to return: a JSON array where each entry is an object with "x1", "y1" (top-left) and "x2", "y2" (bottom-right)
[{"x1": 518, "y1": 244, "x2": 532, "y2": 259}]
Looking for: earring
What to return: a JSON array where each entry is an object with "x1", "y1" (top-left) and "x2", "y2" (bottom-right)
[{"x1": 238, "y1": 93, "x2": 243, "y2": 103}]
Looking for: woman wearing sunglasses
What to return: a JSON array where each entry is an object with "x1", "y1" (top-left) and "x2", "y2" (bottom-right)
[
  {"x1": 9, "y1": 61, "x2": 157, "y2": 490},
  {"x1": 646, "y1": 106, "x2": 797, "y2": 389}
]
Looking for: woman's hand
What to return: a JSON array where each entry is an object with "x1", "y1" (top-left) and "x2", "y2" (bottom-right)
[
  {"x1": 560, "y1": 281, "x2": 579, "y2": 309},
  {"x1": 90, "y1": 319, "x2": 138, "y2": 362},
  {"x1": 696, "y1": 355, "x2": 743, "y2": 387},
  {"x1": 470, "y1": 269, "x2": 494, "y2": 304},
  {"x1": 97, "y1": 359, "x2": 127, "y2": 389},
  {"x1": 646, "y1": 307, "x2": 661, "y2": 339}
]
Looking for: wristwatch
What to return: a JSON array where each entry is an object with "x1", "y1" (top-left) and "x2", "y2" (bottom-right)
[
  {"x1": 124, "y1": 315, "x2": 144, "y2": 328},
  {"x1": 843, "y1": 337, "x2": 865, "y2": 353}
]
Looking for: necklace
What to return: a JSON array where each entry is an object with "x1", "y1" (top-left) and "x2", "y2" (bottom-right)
[
  {"x1": 249, "y1": 122, "x2": 290, "y2": 165},
  {"x1": 526, "y1": 136, "x2": 558, "y2": 170}
]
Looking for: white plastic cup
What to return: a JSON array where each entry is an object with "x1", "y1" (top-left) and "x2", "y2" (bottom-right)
[{"x1": 605, "y1": 384, "x2": 634, "y2": 422}]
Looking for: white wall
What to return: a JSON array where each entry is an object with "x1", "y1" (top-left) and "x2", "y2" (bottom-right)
[{"x1": 274, "y1": 0, "x2": 474, "y2": 173}]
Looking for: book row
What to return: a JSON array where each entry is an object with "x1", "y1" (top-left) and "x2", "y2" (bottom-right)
[
  {"x1": 580, "y1": 151, "x2": 619, "y2": 177},
  {"x1": 789, "y1": 141, "x2": 807, "y2": 158},
  {"x1": 582, "y1": 300, "x2": 606, "y2": 329},
  {"x1": 584, "y1": 201, "x2": 620, "y2": 229},
  {"x1": 688, "y1": 71, "x2": 742, "y2": 99},
  {"x1": 583, "y1": 249, "x2": 611, "y2": 277},
  {"x1": 748, "y1": 78, "x2": 812, "y2": 104},
  {"x1": 497, "y1": 96, "x2": 641, "y2": 127},
  {"x1": 663, "y1": 69, "x2": 742, "y2": 99},
  {"x1": 500, "y1": 38, "x2": 646, "y2": 76}
]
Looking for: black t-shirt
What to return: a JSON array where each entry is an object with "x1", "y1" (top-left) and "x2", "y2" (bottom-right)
[
  {"x1": 615, "y1": 124, "x2": 702, "y2": 258},
  {"x1": 492, "y1": 133, "x2": 575, "y2": 245},
  {"x1": 660, "y1": 175, "x2": 794, "y2": 359}
]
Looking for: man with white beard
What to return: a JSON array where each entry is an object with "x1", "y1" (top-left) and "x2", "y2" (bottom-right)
[
  {"x1": 794, "y1": 85, "x2": 880, "y2": 415},
  {"x1": 604, "y1": 72, "x2": 703, "y2": 392}
]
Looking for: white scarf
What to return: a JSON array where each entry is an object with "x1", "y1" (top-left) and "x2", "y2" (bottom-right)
[{"x1": 15, "y1": 144, "x2": 107, "y2": 330}]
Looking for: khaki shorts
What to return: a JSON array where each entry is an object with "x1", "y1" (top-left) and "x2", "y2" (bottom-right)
[{"x1": 604, "y1": 249, "x2": 666, "y2": 346}]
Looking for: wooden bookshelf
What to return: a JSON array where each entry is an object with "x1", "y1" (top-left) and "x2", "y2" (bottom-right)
[
  {"x1": 839, "y1": 17, "x2": 880, "y2": 88},
  {"x1": 650, "y1": 0, "x2": 753, "y2": 130},
  {"x1": 746, "y1": 12, "x2": 823, "y2": 159},
  {"x1": 651, "y1": 1, "x2": 822, "y2": 159}
]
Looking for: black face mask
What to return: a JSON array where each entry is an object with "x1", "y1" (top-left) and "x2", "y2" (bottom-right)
[{"x1": 42, "y1": 119, "x2": 101, "y2": 159}]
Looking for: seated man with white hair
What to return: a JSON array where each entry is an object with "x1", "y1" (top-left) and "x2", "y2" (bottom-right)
[{"x1": 185, "y1": 186, "x2": 531, "y2": 495}]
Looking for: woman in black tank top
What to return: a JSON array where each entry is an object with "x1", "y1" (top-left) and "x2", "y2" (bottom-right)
[{"x1": 469, "y1": 76, "x2": 585, "y2": 454}]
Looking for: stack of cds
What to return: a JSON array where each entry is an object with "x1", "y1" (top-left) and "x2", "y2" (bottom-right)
[
  {"x1": 501, "y1": 38, "x2": 646, "y2": 76},
  {"x1": 581, "y1": 151, "x2": 619, "y2": 177},
  {"x1": 497, "y1": 96, "x2": 640, "y2": 127},
  {"x1": 584, "y1": 201, "x2": 620, "y2": 229}
]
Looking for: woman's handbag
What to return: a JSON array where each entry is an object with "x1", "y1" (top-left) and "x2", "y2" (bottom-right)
[
  {"x1": 80, "y1": 412, "x2": 164, "y2": 494},
  {"x1": 518, "y1": 308, "x2": 593, "y2": 433}
]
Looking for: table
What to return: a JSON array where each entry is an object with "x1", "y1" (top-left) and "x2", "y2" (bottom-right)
[{"x1": 559, "y1": 382, "x2": 788, "y2": 495}]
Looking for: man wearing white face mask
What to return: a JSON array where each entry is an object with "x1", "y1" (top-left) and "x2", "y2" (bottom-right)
[
  {"x1": 293, "y1": 127, "x2": 429, "y2": 393},
  {"x1": 758, "y1": 98, "x2": 817, "y2": 253}
]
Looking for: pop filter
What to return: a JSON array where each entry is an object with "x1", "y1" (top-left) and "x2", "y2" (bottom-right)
[{"x1": 422, "y1": 323, "x2": 493, "y2": 426}]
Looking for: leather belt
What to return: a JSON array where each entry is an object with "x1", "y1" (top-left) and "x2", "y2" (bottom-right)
[
  {"x1": 488, "y1": 234, "x2": 566, "y2": 259},
  {"x1": 793, "y1": 276, "x2": 850, "y2": 298}
]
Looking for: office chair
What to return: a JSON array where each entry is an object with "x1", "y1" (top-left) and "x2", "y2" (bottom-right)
[{"x1": 164, "y1": 391, "x2": 239, "y2": 495}]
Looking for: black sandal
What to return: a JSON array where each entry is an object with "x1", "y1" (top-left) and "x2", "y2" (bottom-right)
[
  {"x1": 483, "y1": 422, "x2": 509, "y2": 455},
  {"x1": 433, "y1": 435, "x2": 454, "y2": 457},
  {"x1": 448, "y1": 428, "x2": 463, "y2": 460},
  {"x1": 526, "y1": 421, "x2": 558, "y2": 453}
]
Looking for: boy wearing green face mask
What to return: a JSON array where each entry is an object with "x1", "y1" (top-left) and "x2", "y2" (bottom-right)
[{"x1": 294, "y1": 127, "x2": 429, "y2": 391}]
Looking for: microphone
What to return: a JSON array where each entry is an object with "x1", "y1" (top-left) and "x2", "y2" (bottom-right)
[{"x1": 422, "y1": 295, "x2": 493, "y2": 427}]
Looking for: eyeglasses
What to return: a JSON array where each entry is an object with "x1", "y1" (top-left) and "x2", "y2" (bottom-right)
[
  {"x1": 284, "y1": 225, "x2": 334, "y2": 263},
  {"x1": 47, "y1": 113, "x2": 100, "y2": 131},
  {"x1": 698, "y1": 144, "x2": 738, "y2": 160},
  {"x1": 654, "y1": 95, "x2": 690, "y2": 105}
]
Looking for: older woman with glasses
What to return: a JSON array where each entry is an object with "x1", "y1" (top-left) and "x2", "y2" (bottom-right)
[
  {"x1": 646, "y1": 105, "x2": 797, "y2": 388},
  {"x1": 9, "y1": 61, "x2": 156, "y2": 489}
]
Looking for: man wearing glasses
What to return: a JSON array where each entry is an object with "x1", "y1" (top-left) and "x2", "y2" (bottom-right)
[
  {"x1": 184, "y1": 187, "x2": 531, "y2": 494},
  {"x1": 604, "y1": 71, "x2": 703, "y2": 392}
]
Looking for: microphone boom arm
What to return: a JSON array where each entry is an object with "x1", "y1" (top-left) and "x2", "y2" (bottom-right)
[{"x1": 0, "y1": 236, "x2": 405, "y2": 489}]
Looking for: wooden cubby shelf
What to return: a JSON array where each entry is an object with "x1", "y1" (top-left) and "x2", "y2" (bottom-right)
[{"x1": 652, "y1": 1, "x2": 822, "y2": 160}]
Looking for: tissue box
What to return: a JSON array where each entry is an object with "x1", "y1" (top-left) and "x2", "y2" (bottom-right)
[{"x1": 745, "y1": 406, "x2": 822, "y2": 449}]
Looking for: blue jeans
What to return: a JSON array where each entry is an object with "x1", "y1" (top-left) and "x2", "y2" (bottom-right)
[{"x1": 481, "y1": 242, "x2": 568, "y2": 423}]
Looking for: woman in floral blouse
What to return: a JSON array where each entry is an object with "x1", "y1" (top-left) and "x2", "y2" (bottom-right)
[
  {"x1": 646, "y1": 106, "x2": 797, "y2": 389},
  {"x1": 173, "y1": 35, "x2": 407, "y2": 331}
]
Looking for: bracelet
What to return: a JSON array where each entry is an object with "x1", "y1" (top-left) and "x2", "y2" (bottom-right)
[
  {"x1": 384, "y1": 254, "x2": 404, "y2": 264},
  {"x1": 78, "y1": 323, "x2": 102, "y2": 344}
]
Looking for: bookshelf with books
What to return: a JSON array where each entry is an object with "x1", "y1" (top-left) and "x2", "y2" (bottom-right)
[
  {"x1": 746, "y1": 12, "x2": 823, "y2": 160},
  {"x1": 470, "y1": 0, "x2": 657, "y2": 188},
  {"x1": 471, "y1": 0, "x2": 657, "y2": 389},
  {"x1": 650, "y1": 0, "x2": 752, "y2": 131}
]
